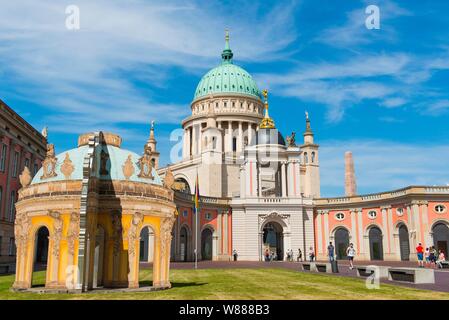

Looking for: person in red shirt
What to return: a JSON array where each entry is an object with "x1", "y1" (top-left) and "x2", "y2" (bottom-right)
[{"x1": 416, "y1": 243, "x2": 424, "y2": 268}]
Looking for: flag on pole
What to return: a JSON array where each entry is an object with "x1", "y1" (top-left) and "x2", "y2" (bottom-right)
[
  {"x1": 194, "y1": 174, "x2": 200, "y2": 215},
  {"x1": 194, "y1": 173, "x2": 199, "y2": 269}
]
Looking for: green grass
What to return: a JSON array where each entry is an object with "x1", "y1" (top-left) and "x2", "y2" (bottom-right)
[{"x1": 1, "y1": 267, "x2": 449, "y2": 300}]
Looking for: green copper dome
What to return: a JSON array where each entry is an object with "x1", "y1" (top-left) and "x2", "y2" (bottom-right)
[{"x1": 193, "y1": 32, "x2": 262, "y2": 102}]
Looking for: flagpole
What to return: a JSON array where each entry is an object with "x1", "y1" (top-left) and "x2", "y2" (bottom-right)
[{"x1": 195, "y1": 171, "x2": 199, "y2": 270}]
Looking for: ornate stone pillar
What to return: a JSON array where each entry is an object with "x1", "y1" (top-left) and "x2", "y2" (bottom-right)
[
  {"x1": 156, "y1": 216, "x2": 175, "y2": 289},
  {"x1": 127, "y1": 212, "x2": 143, "y2": 289},
  {"x1": 48, "y1": 211, "x2": 63, "y2": 288}
]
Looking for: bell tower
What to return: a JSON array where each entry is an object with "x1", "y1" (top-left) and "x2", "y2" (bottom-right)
[
  {"x1": 300, "y1": 112, "x2": 320, "y2": 198},
  {"x1": 146, "y1": 121, "x2": 160, "y2": 169}
]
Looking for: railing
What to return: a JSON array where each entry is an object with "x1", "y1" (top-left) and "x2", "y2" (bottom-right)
[
  {"x1": 425, "y1": 186, "x2": 449, "y2": 193},
  {"x1": 317, "y1": 185, "x2": 449, "y2": 206}
]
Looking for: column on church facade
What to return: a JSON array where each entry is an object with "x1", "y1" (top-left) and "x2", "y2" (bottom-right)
[
  {"x1": 217, "y1": 122, "x2": 223, "y2": 153},
  {"x1": 238, "y1": 121, "x2": 243, "y2": 152},
  {"x1": 192, "y1": 124, "x2": 197, "y2": 155},
  {"x1": 258, "y1": 164, "x2": 262, "y2": 197},
  {"x1": 226, "y1": 121, "x2": 233, "y2": 153},
  {"x1": 186, "y1": 127, "x2": 191, "y2": 158},
  {"x1": 240, "y1": 164, "x2": 246, "y2": 198},
  {"x1": 281, "y1": 161, "x2": 287, "y2": 197},
  {"x1": 286, "y1": 161, "x2": 293, "y2": 197},
  {"x1": 198, "y1": 122, "x2": 203, "y2": 154},
  {"x1": 248, "y1": 123, "x2": 254, "y2": 145},
  {"x1": 182, "y1": 129, "x2": 188, "y2": 159}
]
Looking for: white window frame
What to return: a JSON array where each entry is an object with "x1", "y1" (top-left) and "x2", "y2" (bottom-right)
[
  {"x1": 435, "y1": 204, "x2": 447, "y2": 214},
  {"x1": 335, "y1": 212, "x2": 345, "y2": 221},
  {"x1": 368, "y1": 210, "x2": 377, "y2": 219},
  {"x1": 396, "y1": 208, "x2": 404, "y2": 217}
]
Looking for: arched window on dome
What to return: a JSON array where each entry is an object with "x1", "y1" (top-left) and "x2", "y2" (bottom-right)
[{"x1": 304, "y1": 152, "x2": 308, "y2": 164}]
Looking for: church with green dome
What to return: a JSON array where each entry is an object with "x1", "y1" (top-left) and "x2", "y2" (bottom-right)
[{"x1": 193, "y1": 32, "x2": 262, "y2": 102}]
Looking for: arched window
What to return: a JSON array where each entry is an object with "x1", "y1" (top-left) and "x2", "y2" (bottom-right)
[
  {"x1": 311, "y1": 152, "x2": 316, "y2": 163},
  {"x1": 304, "y1": 152, "x2": 308, "y2": 164}
]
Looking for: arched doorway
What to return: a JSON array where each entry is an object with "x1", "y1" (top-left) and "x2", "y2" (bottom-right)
[
  {"x1": 139, "y1": 227, "x2": 155, "y2": 263},
  {"x1": 369, "y1": 227, "x2": 384, "y2": 260},
  {"x1": 93, "y1": 226, "x2": 105, "y2": 288},
  {"x1": 201, "y1": 228, "x2": 213, "y2": 260},
  {"x1": 334, "y1": 228, "x2": 349, "y2": 260},
  {"x1": 180, "y1": 226, "x2": 189, "y2": 262},
  {"x1": 433, "y1": 223, "x2": 449, "y2": 258},
  {"x1": 139, "y1": 226, "x2": 155, "y2": 287},
  {"x1": 32, "y1": 226, "x2": 49, "y2": 287},
  {"x1": 263, "y1": 222, "x2": 284, "y2": 261},
  {"x1": 398, "y1": 224, "x2": 410, "y2": 261}
]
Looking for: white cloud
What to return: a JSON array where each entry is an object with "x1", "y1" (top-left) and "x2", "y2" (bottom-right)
[
  {"x1": 0, "y1": 0, "x2": 298, "y2": 134},
  {"x1": 317, "y1": 0, "x2": 413, "y2": 48},
  {"x1": 320, "y1": 139, "x2": 449, "y2": 197},
  {"x1": 380, "y1": 97, "x2": 407, "y2": 108}
]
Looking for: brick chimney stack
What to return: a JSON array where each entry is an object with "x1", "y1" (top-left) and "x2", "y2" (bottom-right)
[{"x1": 345, "y1": 151, "x2": 357, "y2": 196}]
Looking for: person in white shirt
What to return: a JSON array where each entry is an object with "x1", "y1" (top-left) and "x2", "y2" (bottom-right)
[{"x1": 346, "y1": 243, "x2": 356, "y2": 270}]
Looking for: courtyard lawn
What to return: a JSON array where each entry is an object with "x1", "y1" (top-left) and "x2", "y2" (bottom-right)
[{"x1": 1, "y1": 267, "x2": 449, "y2": 300}]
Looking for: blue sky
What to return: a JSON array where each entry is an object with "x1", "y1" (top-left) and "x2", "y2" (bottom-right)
[{"x1": 1, "y1": 0, "x2": 449, "y2": 197}]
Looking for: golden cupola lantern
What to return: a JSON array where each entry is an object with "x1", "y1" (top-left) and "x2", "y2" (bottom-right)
[{"x1": 259, "y1": 89, "x2": 275, "y2": 129}]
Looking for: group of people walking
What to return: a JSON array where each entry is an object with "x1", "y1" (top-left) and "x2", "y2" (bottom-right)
[{"x1": 263, "y1": 242, "x2": 446, "y2": 269}]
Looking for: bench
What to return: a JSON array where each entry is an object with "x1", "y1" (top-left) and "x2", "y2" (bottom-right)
[
  {"x1": 388, "y1": 267, "x2": 435, "y2": 284},
  {"x1": 356, "y1": 266, "x2": 389, "y2": 279},
  {"x1": 315, "y1": 262, "x2": 333, "y2": 273},
  {"x1": 301, "y1": 262, "x2": 317, "y2": 272},
  {"x1": 438, "y1": 261, "x2": 449, "y2": 269}
]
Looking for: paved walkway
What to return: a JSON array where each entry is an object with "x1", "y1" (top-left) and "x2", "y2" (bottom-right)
[{"x1": 141, "y1": 260, "x2": 449, "y2": 293}]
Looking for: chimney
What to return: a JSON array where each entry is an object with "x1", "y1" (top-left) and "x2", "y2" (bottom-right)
[{"x1": 345, "y1": 151, "x2": 357, "y2": 196}]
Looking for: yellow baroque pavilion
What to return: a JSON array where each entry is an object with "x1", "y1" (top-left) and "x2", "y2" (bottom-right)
[{"x1": 12, "y1": 128, "x2": 177, "y2": 292}]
